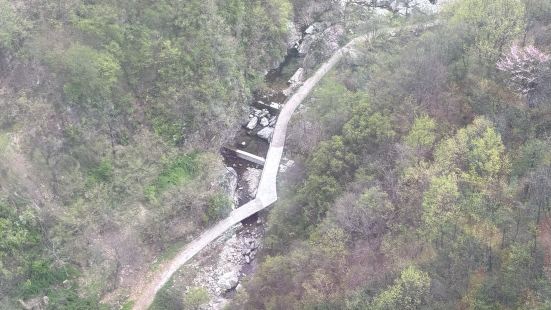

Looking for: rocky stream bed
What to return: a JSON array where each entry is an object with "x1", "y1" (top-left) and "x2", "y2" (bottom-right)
[{"x1": 173, "y1": 20, "x2": 321, "y2": 310}]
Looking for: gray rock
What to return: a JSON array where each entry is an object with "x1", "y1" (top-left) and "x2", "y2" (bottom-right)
[
  {"x1": 298, "y1": 33, "x2": 317, "y2": 56},
  {"x1": 217, "y1": 271, "x2": 239, "y2": 291},
  {"x1": 282, "y1": 86, "x2": 294, "y2": 96},
  {"x1": 257, "y1": 127, "x2": 274, "y2": 141},
  {"x1": 304, "y1": 24, "x2": 316, "y2": 35},
  {"x1": 369, "y1": 0, "x2": 444, "y2": 15},
  {"x1": 269, "y1": 116, "x2": 277, "y2": 127},
  {"x1": 321, "y1": 25, "x2": 345, "y2": 53},
  {"x1": 258, "y1": 109, "x2": 269, "y2": 118},
  {"x1": 279, "y1": 159, "x2": 296, "y2": 173},
  {"x1": 243, "y1": 167, "x2": 262, "y2": 197},
  {"x1": 260, "y1": 117, "x2": 269, "y2": 127},
  {"x1": 286, "y1": 21, "x2": 302, "y2": 49},
  {"x1": 373, "y1": 7, "x2": 391, "y2": 16},
  {"x1": 300, "y1": 24, "x2": 332, "y2": 58},
  {"x1": 288, "y1": 68, "x2": 305, "y2": 86},
  {"x1": 245, "y1": 255, "x2": 250, "y2": 264},
  {"x1": 305, "y1": 22, "x2": 326, "y2": 35},
  {"x1": 269, "y1": 102, "x2": 281, "y2": 110},
  {"x1": 220, "y1": 167, "x2": 238, "y2": 206},
  {"x1": 302, "y1": 24, "x2": 345, "y2": 68},
  {"x1": 246, "y1": 117, "x2": 258, "y2": 130}
]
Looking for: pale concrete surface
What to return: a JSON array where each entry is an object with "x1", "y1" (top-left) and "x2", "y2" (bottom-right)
[{"x1": 235, "y1": 149, "x2": 266, "y2": 166}]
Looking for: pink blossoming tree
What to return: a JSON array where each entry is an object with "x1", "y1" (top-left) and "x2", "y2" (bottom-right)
[{"x1": 497, "y1": 44, "x2": 550, "y2": 106}]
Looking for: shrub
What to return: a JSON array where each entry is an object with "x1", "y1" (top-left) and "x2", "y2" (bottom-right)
[
  {"x1": 146, "y1": 153, "x2": 201, "y2": 200},
  {"x1": 87, "y1": 160, "x2": 113, "y2": 184},
  {"x1": 204, "y1": 193, "x2": 232, "y2": 224},
  {"x1": 183, "y1": 287, "x2": 210, "y2": 309}
]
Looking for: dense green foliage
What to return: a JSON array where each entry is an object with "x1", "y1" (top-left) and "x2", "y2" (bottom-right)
[
  {"x1": 370, "y1": 266, "x2": 431, "y2": 310},
  {"x1": 232, "y1": 0, "x2": 551, "y2": 309},
  {"x1": 0, "y1": 0, "x2": 291, "y2": 307},
  {"x1": 183, "y1": 287, "x2": 210, "y2": 309},
  {"x1": 0, "y1": 0, "x2": 28, "y2": 51},
  {"x1": 145, "y1": 153, "x2": 200, "y2": 200},
  {"x1": 3, "y1": 0, "x2": 551, "y2": 308},
  {"x1": 449, "y1": 0, "x2": 525, "y2": 62}
]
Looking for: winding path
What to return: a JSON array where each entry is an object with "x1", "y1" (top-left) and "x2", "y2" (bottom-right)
[{"x1": 131, "y1": 27, "x2": 400, "y2": 310}]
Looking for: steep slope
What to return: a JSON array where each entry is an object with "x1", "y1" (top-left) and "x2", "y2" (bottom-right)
[{"x1": 0, "y1": 0, "x2": 292, "y2": 307}]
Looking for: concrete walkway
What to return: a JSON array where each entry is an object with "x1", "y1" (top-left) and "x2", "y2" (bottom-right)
[{"x1": 131, "y1": 30, "x2": 381, "y2": 310}]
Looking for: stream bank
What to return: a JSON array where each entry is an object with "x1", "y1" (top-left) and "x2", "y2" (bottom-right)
[
  {"x1": 165, "y1": 13, "x2": 365, "y2": 307},
  {"x1": 178, "y1": 21, "x2": 325, "y2": 309},
  {"x1": 154, "y1": 3, "x2": 447, "y2": 308}
]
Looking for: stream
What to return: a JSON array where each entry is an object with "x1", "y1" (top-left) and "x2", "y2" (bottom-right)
[
  {"x1": 222, "y1": 46, "x2": 302, "y2": 207},
  {"x1": 187, "y1": 43, "x2": 305, "y2": 308},
  {"x1": 179, "y1": 27, "x2": 309, "y2": 310}
]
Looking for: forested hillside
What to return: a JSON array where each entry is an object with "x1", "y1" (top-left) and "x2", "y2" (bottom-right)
[
  {"x1": 230, "y1": 0, "x2": 551, "y2": 309},
  {"x1": 0, "y1": 0, "x2": 291, "y2": 308},
  {"x1": 2, "y1": 0, "x2": 551, "y2": 309}
]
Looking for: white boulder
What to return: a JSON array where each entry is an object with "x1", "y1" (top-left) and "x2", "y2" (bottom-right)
[
  {"x1": 257, "y1": 127, "x2": 274, "y2": 141},
  {"x1": 260, "y1": 117, "x2": 269, "y2": 127},
  {"x1": 217, "y1": 271, "x2": 239, "y2": 291},
  {"x1": 246, "y1": 117, "x2": 258, "y2": 130}
]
